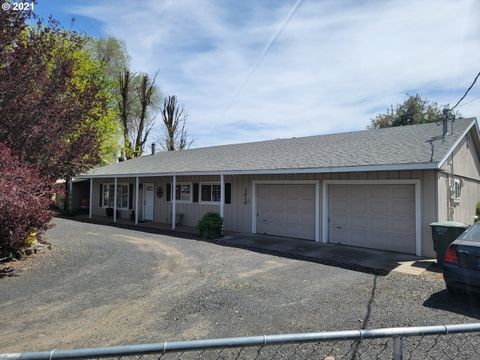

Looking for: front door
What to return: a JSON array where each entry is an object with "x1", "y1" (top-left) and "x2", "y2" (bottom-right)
[{"x1": 143, "y1": 183, "x2": 154, "y2": 221}]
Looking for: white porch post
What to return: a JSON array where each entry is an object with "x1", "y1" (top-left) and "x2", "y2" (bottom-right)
[
  {"x1": 113, "y1": 177, "x2": 117, "y2": 223},
  {"x1": 88, "y1": 178, "x2": 93, "y2": 219},
  {"x1": 220, "y1": 174, "x2": 225, "y2": 218},
  {"x1": 68, "y1": 178, "x2": 73, "y2": 213},
  {"x1": 172, "y1": 175, "x2": 176, "y2": 231},
  {"x1": 135, "y1": 176, "x2": 139, "y2": 225},
  {"x1": 220, "y1": 174, "x2": 225, "y2": 235}
]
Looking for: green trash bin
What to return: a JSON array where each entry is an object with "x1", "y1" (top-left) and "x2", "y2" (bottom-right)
[{"x1": 430, "y1": 221, "x2": 469, "y2": 267}]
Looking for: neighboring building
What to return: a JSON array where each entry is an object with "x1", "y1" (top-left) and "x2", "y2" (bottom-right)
[{"x1": 75, "y1": 117, "x2": 480, "y2": 257}]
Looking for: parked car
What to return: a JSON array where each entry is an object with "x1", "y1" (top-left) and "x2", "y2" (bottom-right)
[{"x1": 443, "y1": 222, "x2": 480, "y2": 294}]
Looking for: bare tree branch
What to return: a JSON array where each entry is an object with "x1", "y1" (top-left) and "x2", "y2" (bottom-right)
[
  {"x1": 117, "y1": 68, "x2": 135, "y2": 160},
  {"x1": 160, "y1": 95, "x2": 192, "y2": 151},
  {"x1": 134, "y1": 71, "x2": 158, "y2": 157},
  {"x1": 117, "y1": 69, "x2": 159, "y2": 159}
]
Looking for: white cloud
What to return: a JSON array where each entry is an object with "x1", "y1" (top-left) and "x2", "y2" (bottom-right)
[{"x1": 70, "y1": 0, "x2": 480, "y2": 147}]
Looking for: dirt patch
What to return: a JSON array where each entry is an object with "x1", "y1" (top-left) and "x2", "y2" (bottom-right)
[{"x1": 0, "y1": 245, "x2": 57, "y2": 279}]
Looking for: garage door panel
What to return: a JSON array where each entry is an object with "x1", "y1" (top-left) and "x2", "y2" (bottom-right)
[
  {"x1": 391, "y1": 200, "x2": 414, "y2": 216},
  {"x1": 331, "y1": 228, "x2": 347, "y2": 243},
  {"x1": 329, "y1": 183, "x2": 416, "y2": 254},
  {"x1": 351, "y1": 200, "x2": 367, "y2": 212},
  {"x1": 391, "y1": 219, "x2": 415, "y2": 234},
  {"x1": 369, "y1": 233, "x2": 394, "y2": 249},
  {"x1": 285, "y1": 212, "x2": 300, "y2": 223},
  {"x1": 330, "y1": 185, "x2": 348, "y2": 197},
  {"x1": 332, "y1": 199, "x2": 348, "y2": 212},
  {"x1": 351, "y1": 186, "x2": 367, "y2": 198},
  {"x1": 350, "y1": 231, "x2": 367, "y2": 244},
  {"x1": 257, "y1": 184, "x2": 315, "y2": 240},
  {"x1": 350, "y1": 215, "x2": 367, "y2": 228},
  {"x1": 331, "y1": 215, "x2": 347, "y2": 227},
  {"x1": 286, "y1": 198, "x2": 299, "y2": 208},
  {"x1": 299, "y1": 199, "x2": 315, "y2": 210},
  {"x1": 385, "y1": 234, "x2": 416, "y2": 253},
  {"x1": 369, "y1": 217, "x2": 390, "y2": 232},
  {"x1": 391, "y1": 185, "x2": 414, "y2": 199},
  {"x1": 371, "y1": 186, "x2": 389, "y2": 198},
  {"x1": 370, "y1": 200, "x2": 389, "y2": 214}
]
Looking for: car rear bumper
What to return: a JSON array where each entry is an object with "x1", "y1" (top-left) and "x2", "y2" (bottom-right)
[{"x1": 444, "y1": 263, "x2": 480, "y2": 292}]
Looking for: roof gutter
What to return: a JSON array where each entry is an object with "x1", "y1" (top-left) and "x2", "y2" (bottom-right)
[{"x1": 74, "y1": 161, "x2": 439, "y2": 180}]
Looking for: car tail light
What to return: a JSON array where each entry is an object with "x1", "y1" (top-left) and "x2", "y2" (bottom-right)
[{"x1": 444, "y1": 246, "x2": 458, "y2": 264}]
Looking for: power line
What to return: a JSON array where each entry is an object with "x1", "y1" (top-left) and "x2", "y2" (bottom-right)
[
  {"x1": 456, "y1": 95, "x2": 480, "y2": 109},
  {"x1": 220, "y1": 0, "x2": 304, "y2": 119},
  {"x1": 452, "y1": 71, "x2": 480, "y2": 109}
]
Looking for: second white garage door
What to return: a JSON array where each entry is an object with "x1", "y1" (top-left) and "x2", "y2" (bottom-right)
[
  {"x1": 257, "y1": 184, "x2": 316, "y2": 240},
  {"x1": 328, "y1": 184, "x2": 416, "y2": 254}
]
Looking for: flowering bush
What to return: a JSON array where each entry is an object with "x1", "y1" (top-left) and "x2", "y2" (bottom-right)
[{"x1": 0, "y1": 143, "x2": 53, "y2": 256}]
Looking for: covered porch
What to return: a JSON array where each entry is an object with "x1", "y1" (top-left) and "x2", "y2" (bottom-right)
[{"x1": 75, "y1": 174, "x2": 228, "y2": 232}]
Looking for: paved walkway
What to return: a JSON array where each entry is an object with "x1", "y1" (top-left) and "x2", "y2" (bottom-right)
[{"x1": 221, "y1": 233, "x2": 433, "y2": 275}]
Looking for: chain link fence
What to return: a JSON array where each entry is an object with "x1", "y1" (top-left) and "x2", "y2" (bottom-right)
[{"x1": 2, "y1": 323, "x2": 480, "y2": 360}]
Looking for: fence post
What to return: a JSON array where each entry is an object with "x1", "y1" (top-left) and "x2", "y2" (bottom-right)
[{"x1": 393, "y1": 336, "x2": 403, "y2": 360}]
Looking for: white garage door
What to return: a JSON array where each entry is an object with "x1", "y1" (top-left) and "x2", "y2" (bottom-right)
[
  {"x1": 257, "y1": 184, "x2": 316, "y2": 240},
  {"x1": 328, "y1": 184, "x2": 416, "y2": 254}
]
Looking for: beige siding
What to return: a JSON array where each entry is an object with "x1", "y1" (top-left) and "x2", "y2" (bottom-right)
[
  {"x1": 441, "y1": 130, "x2": 480, "y2": 180},
  {"x1": 422, "y1": 170, "x2": 437, "y2": 257},
  {"x1": 438, "y1": 129, "x2": 480, "y2": 227},
  {"x1": 90, "y1": 170, "x2": 438, "y2": 257},
  {"x1": 437, "y1": 172, "x2": 480, "y2": 225}
]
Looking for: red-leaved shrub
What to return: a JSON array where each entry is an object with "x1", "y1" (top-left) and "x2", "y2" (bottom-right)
[{"x1": 0, "y1": 143, "x2": 53, "y2": 256}]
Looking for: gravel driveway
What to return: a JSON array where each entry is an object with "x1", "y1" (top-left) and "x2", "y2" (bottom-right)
[{"x1": 1, "y1": 218, "x2": 480, "y2": 353}]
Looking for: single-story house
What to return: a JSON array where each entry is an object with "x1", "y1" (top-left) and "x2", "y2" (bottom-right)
[{"x1": 75, "y1": 117, "x2": 480, "y2": 258}]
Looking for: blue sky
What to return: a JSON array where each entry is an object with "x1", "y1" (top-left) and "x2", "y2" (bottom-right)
[{"x1": 35, "y1": 0, "x2": 480, "y2": 148}]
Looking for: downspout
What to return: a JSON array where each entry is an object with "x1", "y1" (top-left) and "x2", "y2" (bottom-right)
[
  {"x1": 172, "y1": 175, "x2": 176, "y2": 231},
  {"x1": 447, "y1": 153, "x2": 455, "y2": 221}
]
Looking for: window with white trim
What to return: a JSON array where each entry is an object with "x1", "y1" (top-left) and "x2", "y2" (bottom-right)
[
  {"x1": 102, "y1": 183, "x2": 129, "y2": 209},
  {"x1": 173, "y1": 183, "x2": 192, "y2": 203},
  {"x1": 453, "y1": 178, "x2": 461, "y2": 203},
  {"x1": 200, "y1": 183, "x2": 221, "y2": 203}
]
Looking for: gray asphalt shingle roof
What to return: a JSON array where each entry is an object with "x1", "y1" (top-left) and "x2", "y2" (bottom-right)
[{"x1": 83, "y1": 118, "x2": 476, "y2": 177}]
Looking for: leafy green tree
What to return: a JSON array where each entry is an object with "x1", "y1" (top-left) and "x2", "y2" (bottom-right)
[
  {"x1": 87, "y1": 36, "x2": 130, "y2": 80},
  {"x1": 0, "y1": 5, "x2": 122, "y2": 233},
  {"x1": 369, "y1": 94, "x2": 452, "y2": 129},
  {"x1": 0, "y1": 10, "x2": 116, "y2": 180},
  {"x1": 66, "y1": 42, "x2": 122, "y2": 165}
]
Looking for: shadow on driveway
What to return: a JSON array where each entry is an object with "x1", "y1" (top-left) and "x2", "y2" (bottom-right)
[
  {"x1": 218, "y1": 233, "x2": 424, "y2": 276},
  {"x1": 65, "y1": 216, "x2": 422, "y2": 276},
  {"x1": 423, "y1": 290, "x2": 480, "y2": 319}
]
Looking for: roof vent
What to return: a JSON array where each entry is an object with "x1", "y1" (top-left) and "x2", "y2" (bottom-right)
[{"x1": 151, "y1": 143, "x2": 156, "y2": 155}]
